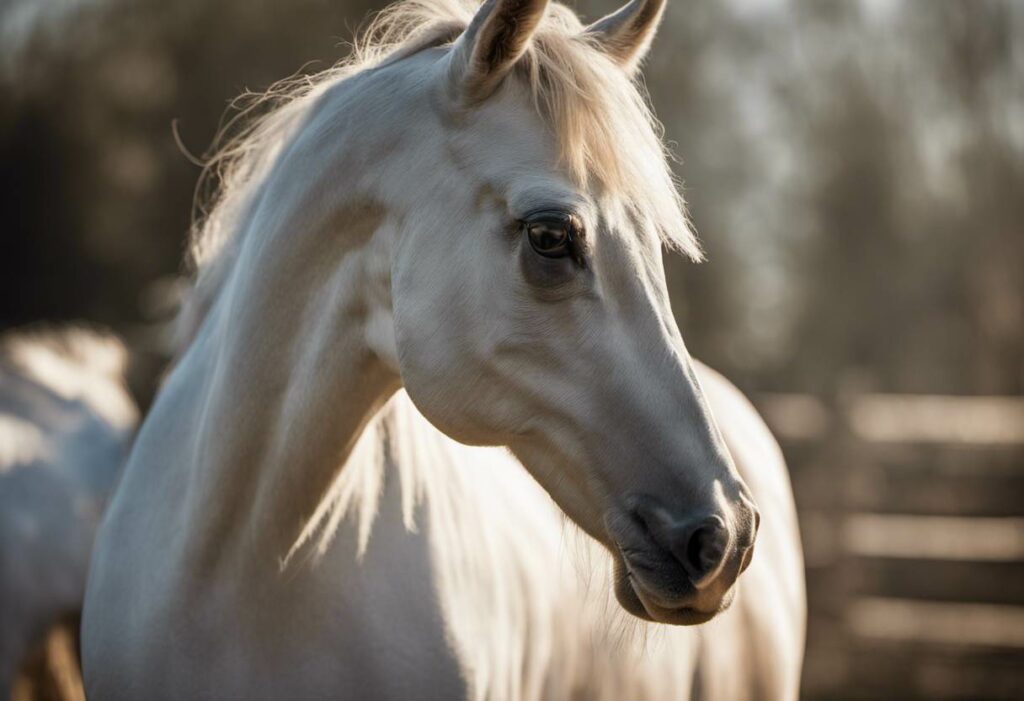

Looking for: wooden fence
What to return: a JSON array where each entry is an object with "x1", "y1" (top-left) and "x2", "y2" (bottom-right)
[{"x1": 756, "y1": 393, "x2": 1024, "y2": 700}]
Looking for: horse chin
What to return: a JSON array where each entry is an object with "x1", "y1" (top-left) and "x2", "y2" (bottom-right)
[{"x1": 612, "y1": 555, "x2": 732, "y2": 626}]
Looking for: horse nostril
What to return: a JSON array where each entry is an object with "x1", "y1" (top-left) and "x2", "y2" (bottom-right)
[{"x1": 675, "y1": 515, "x2": 729, "y2": 587}]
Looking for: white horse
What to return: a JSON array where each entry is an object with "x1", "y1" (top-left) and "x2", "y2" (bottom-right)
[
  {"x1": 0, "y1": 327, "x2": 137, "y2": 698},
  {"x1": 82, "y1": 0, "x2": 805, "y2": 697}
]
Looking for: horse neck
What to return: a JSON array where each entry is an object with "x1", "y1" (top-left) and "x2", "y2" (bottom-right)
[{"x1": 177, "y1": 138, "x2": 401, "y2": 577}]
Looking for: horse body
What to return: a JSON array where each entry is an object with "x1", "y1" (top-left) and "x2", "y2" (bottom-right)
[
  {"x1": 83, "y1": 0, "x2": 805, "y2": 697},
  {"x1": 85, "y1": 384, "x2": 799, "y2": 701},
  {"x1": 0, "y1": 328, "x2": 137, "y2": 696}
]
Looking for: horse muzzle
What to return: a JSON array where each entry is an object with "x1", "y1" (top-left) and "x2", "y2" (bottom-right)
[{"x1": 605, "y1": 493, "x2": 758, "y2": 625}]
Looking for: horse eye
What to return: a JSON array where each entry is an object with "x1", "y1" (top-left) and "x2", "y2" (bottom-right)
[{"x1": 523, "y1": 212, "x2": 583, "y2": 263}]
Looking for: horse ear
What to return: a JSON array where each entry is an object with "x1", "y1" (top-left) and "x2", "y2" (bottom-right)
[
  {"x1": 584, "y1": 0, "x2": 666, "y2": 75},
  {"x1": 449, "y1": 0, "x2": 549, "y2": 103}
]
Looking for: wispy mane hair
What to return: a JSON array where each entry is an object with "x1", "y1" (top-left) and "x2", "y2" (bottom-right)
[{"x1": 178, "y1": 0, "x2": 699, "y2": 350}]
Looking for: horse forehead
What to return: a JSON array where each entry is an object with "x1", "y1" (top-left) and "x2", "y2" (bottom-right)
[
  {"x1": 439, "y1": 83, "x2": 663, "y2": 259},
  {"x1": 449, "y1": 87, "x2": 556, "y2": 170}
]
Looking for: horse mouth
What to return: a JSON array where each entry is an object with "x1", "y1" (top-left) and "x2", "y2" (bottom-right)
[{"x1": 612, "y1": 551, "x2": 732, "y2": 626}]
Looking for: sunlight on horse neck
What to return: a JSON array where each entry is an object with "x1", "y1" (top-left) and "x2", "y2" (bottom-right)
[{"x1": 182, "y1": 117, "x2": 408, "y2": 571}]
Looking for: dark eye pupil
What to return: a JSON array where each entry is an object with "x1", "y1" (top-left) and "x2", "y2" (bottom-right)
[
  {"x1": 528, "y1": 223, "x2": 568, "y2": 253},
  {"x1": 522, "y1": 211, "x2": 585, "y2": 266}
]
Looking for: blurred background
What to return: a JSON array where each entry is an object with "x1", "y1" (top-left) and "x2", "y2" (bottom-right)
[{"x1": 1, "y1": 0, "x2": 1022, "y2": 698}]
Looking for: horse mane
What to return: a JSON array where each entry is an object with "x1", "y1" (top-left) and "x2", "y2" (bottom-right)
[{"x1": 177, "y1": 0, "x2": 699, "y2": 352}]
